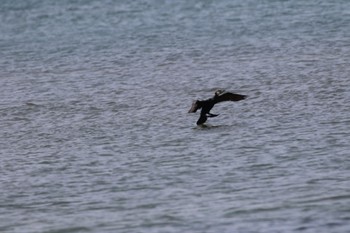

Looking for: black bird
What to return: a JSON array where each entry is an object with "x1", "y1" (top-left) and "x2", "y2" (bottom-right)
[{"x1": 188, "y1": 90, "x2": 246, "y2": 125}]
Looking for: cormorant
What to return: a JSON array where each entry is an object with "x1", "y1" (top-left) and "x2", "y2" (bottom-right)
[{"x1": 188, "y1": 90, "x2": 246, "y2": 125}]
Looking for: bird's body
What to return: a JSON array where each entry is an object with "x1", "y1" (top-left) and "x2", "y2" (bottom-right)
[{"x1": 188, "y1": 90, "x2": 246, "y2": 125}]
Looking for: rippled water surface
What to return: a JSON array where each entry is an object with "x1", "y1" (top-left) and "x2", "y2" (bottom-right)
[{"x1": 1, "y1": 0, "x2": 350, "y2": 232}]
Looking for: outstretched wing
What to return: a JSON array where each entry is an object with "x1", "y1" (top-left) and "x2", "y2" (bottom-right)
[
  {"x1": 215, "y1": 92, "x2": 246, "y2": 103},
  {"x1": 188, "y1": 100, "x2": 201, "y2": 113}
]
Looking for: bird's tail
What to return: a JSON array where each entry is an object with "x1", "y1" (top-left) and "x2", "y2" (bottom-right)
[{"x1": 207, "y1": 113, "x2": 219, "y2": 118}]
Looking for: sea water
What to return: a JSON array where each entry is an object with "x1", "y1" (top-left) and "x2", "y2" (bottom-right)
[{"x1": 1, "y1": 0, "x2": 350, "y2": 232}]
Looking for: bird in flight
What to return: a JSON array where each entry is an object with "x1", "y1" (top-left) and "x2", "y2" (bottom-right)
[{"x1": 188, "y1": 90, "x2": 246, "y2": 125}]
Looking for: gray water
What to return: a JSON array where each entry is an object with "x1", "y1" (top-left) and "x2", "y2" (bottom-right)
[{"x1": 1, "y1": 0, "x2": 350, "y2": 232}]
